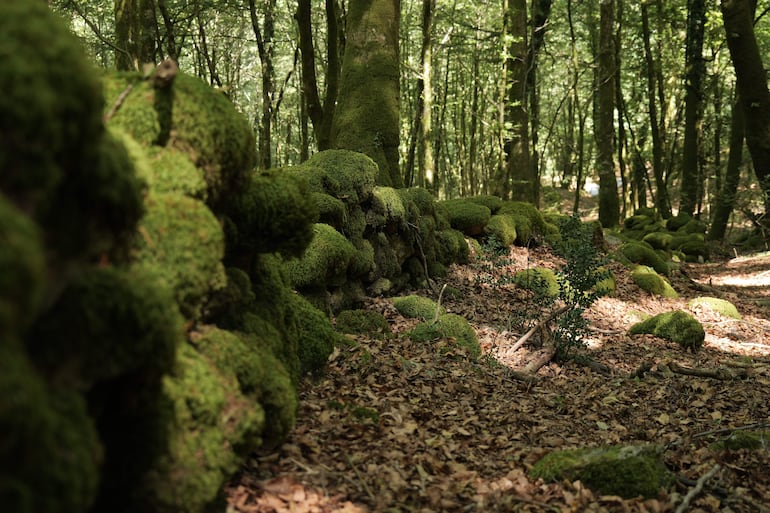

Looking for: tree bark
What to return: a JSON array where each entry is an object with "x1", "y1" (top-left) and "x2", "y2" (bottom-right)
[
  {"x1": 597, "y1": 0, "x2": 619, "y2": 227},
  {"x1": 331, "y1": 0, "x2": 403, "y2": 187},
  {"x1": 249, "y1": 0, "x2": 276, "y2": 170},
  {"x1": 708, "y1": 94, "x2": 745, "y2": 240}
]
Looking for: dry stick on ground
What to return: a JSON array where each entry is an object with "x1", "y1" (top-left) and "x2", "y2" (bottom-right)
[
  {"x1": 667, "y1": 361, "x2": 750, "y2": 380},
  {"x1": 675, "y1": 464, "x2": 721, "y2": 513},
  {"x1": 509, "y1": 305, "x2": 570, "y2": 352},
  {"x1": 692, "y1": 422, "x2": 770, "y2": 440}
]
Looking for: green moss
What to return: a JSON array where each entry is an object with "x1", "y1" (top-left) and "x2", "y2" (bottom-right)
[
  {"x1": 467, "y1": 195, "x2": 504, "y2": 213},
  {"x1": 628, "y1": 310, "x2": 705, "y2": 351},
  {"x1": 631, "y1": 265, "x2": 679, "y2": 298},
  {"x1": 712, "y1": 431, "x2": 769, "y2": 451},
  {"x1": 285, "y1": 223, "x2": 355, "y2": 289},
  {"x1": 349, "y1": 237, "x2": 376, "y2": 277},
  {"x1": 256, "y1": 348, "x2": 298, "y2": 449},
  {"x1": 642, "y1": 231, "x2": 673, "y2": 250},
  {"x1": 398, "y1": 187, "x2": 436, "y2": 216},
  {"x1": 670, "y1": 232, "x2": 704, "y2": 250},
  {"x1": 677, "y1": 219, "x2": 707, "y2": 234},
  {"x1": 530, "y1": 445, "x2": 673, "y2": 499},
  {"x1": 678, "y1": 239, "x2": 709, "y2": 262},
  {"x1": 206, "y1": 267, "x2": 257, "y2": 329},
  {"x1": 287, "y1": 292, "x2": 340, "y2": 375},
  {"x1": 191, "y1": 326, "x2": 265, "y2": 395},
  {"x1": 335, "y1": 310, "x2": 391, "y2": 335},
  {"x1": 225, "y1": 170, "x2": 317, "y2": 258},
  {"x1": 594, "y1": 268, "x2": 616, "y2": 297},
  {"x1": 288, "y1": 150, "x2": 378, "y2": 205},
  {"x1": 0, "y1": 196, "x2": 45, "y2": 335},
  {"x1": 436, "y1": 228, "x2": 469, "y2": 265},
  {"x1": 624, "y1": 214, "x2": 654, "y2": 231},
  {"x1": 409, "y1": 313, "x2": 481, "y2": 359},
  {"x1": 666, "y1": 212, "x2": 692, "y2": 231},
  {"x1": 688, "y1": 297, "x2": 742, "y2": 320},
  {"x1": 367, "y1": 186, "x2": 407, "y2": 229},
  {"x1": 132, "y1": 192, "x2": 226, "y2": 319},
  {"x1": 0, "y1": 0, "x2": 104, "y2": 210},
  {"x1": 438, "y1": 199, "x2": 491, "y2": 236},
  {"x1": 514, "y1": 267, "x2": 560, "y2": 298},
  {"x1": 619, "y1": 241, "x2": 670, "y2": 276},
  {"x1": 498, "y1": 201, "x2": 548, "y2": 244},
  {"x1": 312, "y1": 192, "x2": 346, "y2": 229},
  {"x1": 485, "y1": 214, "x2": 518, "y2": 247},
  {"x1": 393, "y1": 295, "x2": 445, "y2": 320},
  {"x1": 144, "y1": 146, "x2": 208, "y2": 199}
]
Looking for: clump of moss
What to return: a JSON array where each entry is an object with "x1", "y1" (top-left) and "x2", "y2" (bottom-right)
[
  {"x1": 398, "y1": 187, "x2": 436, "y2": 216},
  {"x1": 225, "y1": 170, "x2": 317, "y2": 258},
  {"x1": 287, "y1": 292, "x2": 341, "y2": 375},
  {"x1": 642, "y1": 231, "x2": 673, "y2": 250},
  {"x1": 132, "y1": 192, "x2": 226, "y2": 319},
  {"x1": 594, "y1": 268, "x2": 616, "y2": 297},
  {"x1": 467, "y1": 195, "x2": 504, "y2": 213},
  {"x1": 514, "y1": 267, "x2": 560, "y2": 298},
  {"x1": 143, "y1": 146, "x2": 208, "y2": 199},
  {"x1": 530, "y1": 444, "x2": 673, "y2": 499},
  {"x1": 392, "y1": 295, "x2": 445, "y2": 320},
  {"x1": 438, "y1": 199, "x2": 491, "y2": 236},
  {"x1": 624, "y1": 214, "x2": 656, "y2": 231},
  {"x1": 191, "y1": 326, "x2": 265, "y2": 395},
  {"x1": 289, "y1": 150, "x2": 378, "y2": 205},
  {"x1": 665, "y1": 212, "x2": 692, "y2": 231},
  {"x1": 312, "y1": 192, "x2": 346, "y2": 229},
  {"x1": 436, "y1": 228, "x2": 470, "y2": 265},
  {"x1": 711, "y1": 431, "x2": 769, "y2": 451},
  {"x1": 485, "y1": 214, "x2": 518, "y2": 248},
  {"x1": 284, "y1": 223, "x2": 355, "y2": 289},
  {"x1": 688, "y1": 297, "x2": 742, "y2": 320},
  {"x1": 619, "y1": 241, "x2": 670, "y2": 276},
  {"x1": 498, "y1": 201, "x2": 548, "y2": 244},
  {"x1": 409, "y1": 313, "x2": 481, "y2": 359},
  {"x1": 367, "y1": 186, "x2": 407, "y2": 229},
  {"x1": 335, "y1": 310, "x2": 391, "y2": 335},
  {"x1": 628, "y1": 310, "x2": 705, "y2": 351},
  {"x1": 631, "y1": 265, "x2": 678, "y2": 298}
]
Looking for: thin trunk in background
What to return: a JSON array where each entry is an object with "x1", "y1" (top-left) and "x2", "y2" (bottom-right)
[
  {"x1": 596, "y1": 0, "x2": 619, "y2": 227},
  {"x1": 528, "y1": 0, "x2": 552, "y2": 207},
  {"x1": 249, "y1": 0, "x2": 276, "y2": 169},
  {"x1": 708, "y1": 94, "x2": 745, "y2": 240}
]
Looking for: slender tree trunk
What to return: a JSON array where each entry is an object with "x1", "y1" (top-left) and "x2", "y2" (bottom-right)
[
  {"x1": 680, "y1": 0, "x2": 707, "y2": 216},
  {"x1": 468, "y1": 35, "x2": 480, "y2": 195},
  {"x1": 614, "y1": 0, "x2": 628, "y2": 217},
  {"x1": 708, "y1": 94, "x2": 745, "y2": 240},
  {"x1": 115, "y1": 0, "x2": 139, "y2": 70},
  {"x1": 331, "y1": 0, "x2": 402, "y2": 187},
  {"x1": 249, "y1": 0, "x2": 276, "y2": 169},
  {"x1": 597, "y1": 0, "x2": 619, "y2": 227},
  {"x1": 419, "y1": 0, "x2": 436, "y2": 190},
  {"x1": 528, "y1": 0, "x2": 552, "y2": 206}
]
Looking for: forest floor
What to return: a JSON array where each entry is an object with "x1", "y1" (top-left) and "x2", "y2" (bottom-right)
[{"x1": 226, "y1": 243, "x2": 770, "y2": 513}]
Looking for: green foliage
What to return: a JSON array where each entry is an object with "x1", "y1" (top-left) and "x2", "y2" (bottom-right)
[
  {"x1": 409, "y1": 313, "x2": 481, "y2": 359},
  {"x1": 628, "y1": 310, "x2": 705, "y2": 351},
  {"x1": 688, "y1": 296, "x2": 741, "y2": 319},
  {"x1": 437, "y1": 199, "x2": 491, "y2": 236},
  {"x1": 631, "y1": 265, "x2": 679, "y2": 298},
  {"x1": 335, "y1": 309, "x2": 391, "y2": 335},
  {"x1": 530, "y1": 445, "x2": 673, "y2": 499},
  {"x1": 393, "y1": 295, "x2": 445, "y2": 320},
  {"x1": 284, "y1": 223, "x2": 356, "y2": 289}
]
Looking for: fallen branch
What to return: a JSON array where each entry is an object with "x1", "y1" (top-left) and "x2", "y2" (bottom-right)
[
  {"x1": 675, "y1": 464, "x2": 720, "y2": 513},
  {"x1": 509, "y1": 305, "x2": 569, "y2": 352},
  {"x1": 668, "y1": 361, "x2": 750, "y2": 380},
  {"x1": 630, "y1": 360, "x2": 654, "y2": 379},
  {"x1": 692, "y1": 422, "x2": 770, "y2": 440}
]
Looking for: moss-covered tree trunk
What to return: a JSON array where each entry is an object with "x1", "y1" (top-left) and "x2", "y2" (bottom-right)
[{"x1": 330, "y1": 0, "x2": 403, "y2": 188}]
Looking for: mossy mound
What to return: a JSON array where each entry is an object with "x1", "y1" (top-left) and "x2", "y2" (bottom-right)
[
  {"x1": 28, "y1": 267, "x2": 182, "y2": 387},
  {"x1": 594, "y1": 268, "x2": 616, "y2": 297},
  {"x1": 624, "y1": 214, "x2": 656, "y2": 231},
  {"x1": 287, "y1": 150, "x2": 378, "y2": 206},
  {"x1": 711, "y1": 431, "x2": 769, "y2": 451},
  {"x1": 143, "y1": 146, "x2": 208, "y2": 199},
  {"x1": 225, "y1": 170, "x2": 317, "y2": 258},
  {"x1": 530, "y1": 444, "x2": 673, "y2": 499},
  {"x1": 466, "y1": 195, "x2": 504, "y2": 213},
  {"x1": 335, "y1": 310, "x2": 391, "y2": 335},
  {"x1": 497, "y1": 201, "x2": 548, "y2": 244},
  {"x1": 485, "y1": 214, "x2": 518, "y2": 248},
  {"x1": 288, "y1": 292, "x2": 341, "y2": 375},
  {"x1": 642, "y1": 231, "x2": 673, "y2": 250},
  {"x1": 132, "y1": 192, "x2": 226, "y2": 319},
  {"x1": 688, "y1": 297, "x2": 742, "y2": 320},
  {"x1": 312, "y1": 192, "x2": 346, "y2": 229},
  {"x1": 436, "y1": 228, "x2": 470, "y2": 265},
  {"x1": 631, "y1": 265, "x2": 679, "y2": 298},
  {"x1": 393, "y1": 295, "x2": 445, "y2": 320},
  {"x1": 191, "y1": 326, "x2": 265, "y2": 395},
  {"x1": 628, "y1": 310, "x2": 705, "y2": 351},
  {"x1": 514, "y1": 267, "x2": 560, "y2": 298},
  {"x1": 438, "y1": 199, "x2": 491, "y2": 236},
  {"x1": 367, "y1": 186, "x2": 407, "y2": 229},
  {"x1": 619, "y1": 241, "x2": 670, "y2": 276},
  {"x1": 398, "y1": 187, "x2": 436, "y2": 217},
  {"x1": 409, "y1": 313, "x2": 481, "y2": 359},
  {"x1": 284, "y1": 223, "x2": 356, "y2": 289},
  {"x1": 666, "y1": 212, "x2": 693, "y2": 231}
]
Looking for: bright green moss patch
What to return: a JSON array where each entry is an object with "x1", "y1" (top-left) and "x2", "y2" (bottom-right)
[
  {"x1": 628, "y1": 310, "x2": 705, "y2": 351},
  {"x1": 290, "y1": 150, "x2": 378, "y2": 205},
  {"x1": 284, "y1": 223, "x2": 355, "y2": 289},
  {"x1": 398, "y1": 187, "x2": 436, "y2": 216},
  {"x1": 631, "y1": 265, "x2": 678, "y2": 298},
  {"x1": 393, "y1": 295, "x2": 445, "y2": 320},
  {"x1": 335, "y1": 310, "x2": 390, "y2": 335},
  {"x1": 191, "y1": 326, "x2": 264, "y2": 395},
  {"x1": 530, "y1": 444, "x2": 673, "y2": 499},
  {"x1": 514, "y1": 267, "x2": 560, "y2": 298},
  {"x1": 144, "y1": 146, "x2": 208, "y2": 199},
  {"x1": 485, "y1": 214, "x2": 518, "y2": 248},
  {"x1": 498, "y1": 201, "x2": 548, "y2": 244},
  {"x1": 467, "y1": 195, "x2": 504, "y2": 213},
  {"x1": 619, "y1": 241, "x2": 670, "y2": 276},
  {"x1": 688, "y1": 297, "x2": 741, "y2": 320},
  {"x1": 288, "y1": 292, "x2": 341, "y2": 375},
  {"x1": 367, "y1": 186, "x2": 407, "y2": 228},
  {"x1": 438, "y1": 199, "x2": 491, "y2": 236},
  {"x1": 594, "y1": 268, "x2": 616, "y2": 297},
  {"x1": 132, "y1": 192, "x2": 226, "y2": 319},
  {"x1": 409, "y1": 313, "x2": 481, "y2": 359}
]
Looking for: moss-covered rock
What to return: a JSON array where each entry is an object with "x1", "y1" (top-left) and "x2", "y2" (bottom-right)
[
  {"x1": 688, "y1": 296, "x2": 742, "y2": 320},
  {"x1": 335, "y1": 309, "x2": 391, "y2": 335},
  {"x1": 642, "y1": 231, "x2": 673, "y2": 250},
  {"x1": 628, "y1": 310, "x2": 705, "y2": 351},
  {"x1": 619, "y1": 241, "x2": 670, "y2": 276},
  {"x1": 485, "y1": 214, "x2": 518, "y2": 248},
  {"x1": 288, "y1": 150, "x2": 378, "y2": 206},
  {"x1": 132, "y1": 192, "x2": 226, "y2": 319},
  {"x1": 367, "y1": 186, "x2": 407, "y2": 229},
  {"x1": 191, "y1": 326, "x2": 265, "y2": 395},
  {"x1": 143, "y1": 146, "x2": 208, "y2": 199},
  {"x1": 28, "y1": 267, "x2": 183, "y2": 387},
  {"x1": 665, "y1": 212, "x2": 692, "y2": 232},
  {"x1": 393, "y1": 295, "x2": 445, "y2": 320},
  {"x1": 225, "y1": 170, "x2": 317, "y2": 258},
  {"x1": 498, "y1": 201, "x2": 548, "y2": 244},
  {"x1": 409, "y1": 313, "x2": 481, "y2": 359},
  {"x1": 467, "y1": 195, "x2": 504, "y2": 213},
  {"x1": 530, "y1": 444, "x2": 673, "y2": 499},
  {"x1": 398, "y1": 187, "x2": 436, "y2": 216},
  {"x1": 438, "y1": 199, "x2": 491, "y2": 236},
  {"x1": 514, "y1": 267, "x2": 560, "y2": 298},
  {"x1": 287, "y1": 292, "x2": 341, "y2": 375},
  {"x1": 631, "y1": 265, "x2": 679, "y2": 298},
  {"x1": 285, "y1": 223, "x2": 355, "y2": 289},
  {"x1": 312, "y1": 192, "x2": 346, "y2": 229},
  {"x1": 436, "y1": 228, "x2": 470, "y2": 265},
  {"x1": 594, "y1": 267, "x2": 616, "y2": 297},
  {"x1": 624, "y1": 214, "x2": 655, "y2": 231}
]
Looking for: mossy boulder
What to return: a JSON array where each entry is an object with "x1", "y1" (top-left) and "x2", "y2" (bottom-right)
[
  {"x1": 312, "y1": 192, "x2": 346, "y2": 229},
  {"x1": 436, "y1": 228, "x2": 470, "y2": 265},
  {"x1": 287, "y1": 150, "x2": 378, "y2": 206},
  {"x1": 514, "y1": 267, "x2": 560, "y2": 298},
  {"x1": 467, "y1": 194, "x2": 504, "y2": 213},
  {"x1": 438, "y1": 199, "x2": 491, "y2": 236},
  {"x1": 619, "y1": 241, "x2": 670, "y2": 276},
  {"x1": 485, "y1": 214, "x2": 518, "y2": 248},
  {"x1": 409, "y1": 313, "x2": 481, "y2": 359},
  {"x1": 628, "y1": 310, "x2": 705, "y2": 351},
  {"x1": 335, "y1": 310, "x2": 391, "y2": 335},
  {"x1": 624, "y1": 214, "x2": 655, "y2": 231},
  {"x1": 530, "y1": 444, "x2": 674, "y2": 499},
  {"x1": 143, "y1": 145, "x2": 208, "y2": 200},
  {"x1": 631, "y1": 265, "x2": 679, "y2": 298},
  {"x1": 665, "y1": 212, "x2": 693, "y2": 232},
  {"x1": 284, "y1": 223, "x2": 356, "y2": 289},
  {"x1": 367, "y1": 186, "x2": 407, "y2": 230},
  {"x1": 288, "y1": 292, "x2": 341, "y2": 375},
  {"x1": 132, "y1": 192, "x2": 226, "y2": 319},
  {"x1": 642, "y1": 231, "x2": 673, "y2": 250},
  {"x1": 498, "y1": 201, "x2": 548, "y2": 244},
  {"x1": 688, "y1": 297, "x2": 742, "y2": 320},
  {"x1": 191, "y1": 326, "x2": 265, "y2": 395},
  {"x1": 594, "y1": 268, "x2": 616, "y2": 297},
  {"x1": 393, "y1": 295, "x2": 445, "y2": 320},
  {"x1": 398, "y1": 187, "x2": 436, "y2": 216}
]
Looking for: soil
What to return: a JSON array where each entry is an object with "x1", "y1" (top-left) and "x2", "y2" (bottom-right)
[{"x1": 225, "y1": 245, "x2": 770, "y2": 513}]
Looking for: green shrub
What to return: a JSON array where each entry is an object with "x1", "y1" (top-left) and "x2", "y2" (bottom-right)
[{"x1": 628, "y1": 310, "x2": 705, "y2": 351}]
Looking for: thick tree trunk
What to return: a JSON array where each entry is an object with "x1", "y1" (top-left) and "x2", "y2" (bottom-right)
[
  {"x1": 331, "y1": 0, "x2": 403, "y2": 187},
  {"x1": 680, "y1": 0, "x2": 707, "y2": 216},
  {"x1": 596, "y1": 0, "x2": 619, "y2": 227},
  {"x1": 721, "y1": 0, "x2": 770, "y2": 217}
]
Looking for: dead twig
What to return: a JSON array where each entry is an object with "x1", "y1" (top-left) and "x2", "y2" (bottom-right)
[
  {"x1": 510, "y1": 305, "x2": 569, "y2": 352},
  {"x1": 675, "y1": 464, "x2": 720, "y2": 513},
  {"x1": 667, "y1": 360, "x2": 750, "y2": 380}
]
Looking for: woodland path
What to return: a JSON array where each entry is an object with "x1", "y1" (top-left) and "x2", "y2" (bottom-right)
[{"x1": 226, "y1": 247, "x2": 770, "y2": 513}]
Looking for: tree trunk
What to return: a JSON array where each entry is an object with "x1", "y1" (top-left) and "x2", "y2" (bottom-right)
[
  {"x1": 680, "y1": 0, "x2": 707, "y2": 216},
  {"x1": 527, "y1": 0, "x2": 552, "y2": 207},
  {"x1": 597, "y1": 0, "x2": 619, "y2": 227},
  {"x1": 249, "y1": 0, "x2": 276, "y2": 170},
  {"x1": 708, "y1": 94, "x2": 745, "y2": 240},
  {"x1": 721, "y1": 0, "x2": 770, "y2": 217},
  {"x1": 331, "y1": 0, "x2": 403, "y2": 187},
  {"x1": 419, "y1": 0, "x2": 436, "y2": 190},
  {"x1": 115, "y1": 0, "x2": 139, "y2": 70}
]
